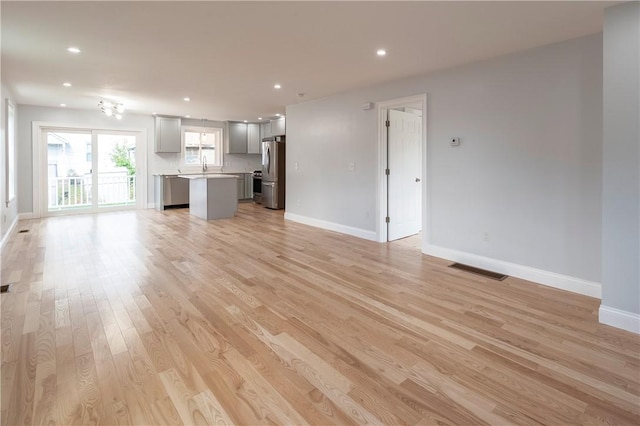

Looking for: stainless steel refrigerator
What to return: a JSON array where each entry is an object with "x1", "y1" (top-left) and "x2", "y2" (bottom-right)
[{"x1": 261, "y1": 136, "x2": 285, "y2": 209}]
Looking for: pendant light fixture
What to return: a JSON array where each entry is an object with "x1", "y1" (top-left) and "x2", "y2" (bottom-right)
[
  {"x1": 201, "y1": 119, "x2": 207, "y2": 143},
  {"x1": 99, "y1": 100, "x2": 124, "y2": 119}
]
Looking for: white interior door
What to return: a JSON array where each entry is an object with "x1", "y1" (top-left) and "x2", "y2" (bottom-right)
[{"x1": 387, "y1": 109, "x2": 422, "y2": 241}]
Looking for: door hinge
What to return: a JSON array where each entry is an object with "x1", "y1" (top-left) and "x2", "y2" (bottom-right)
[
  {"x1": 385, "y1": 120, "x2": 390, "y2": 127},
  {"x1": 385, "y1": 216, "x2": 390, "y2": 223},
  {"x1": 385, "y1": 168, "x2": 390, "y2": 175}
]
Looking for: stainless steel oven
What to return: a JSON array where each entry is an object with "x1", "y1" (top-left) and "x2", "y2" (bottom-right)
[{"x1": 252, "y1": 170, "x2": 262, "y2": 203}]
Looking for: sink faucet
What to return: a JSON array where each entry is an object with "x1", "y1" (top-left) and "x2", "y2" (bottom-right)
[{"x1": 202, "y1": 155, "x2": 208, "y2": 173}]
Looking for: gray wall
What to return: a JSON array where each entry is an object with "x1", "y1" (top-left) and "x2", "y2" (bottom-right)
[
  {"x1": 602, "y1": 2, "x2": 640, "y2": 315},
  {"x1": 1, "y1": 82, "x2": 18, "y2": 242},
  {"x1": 286, "y1": 34, "x2": 603, "y2": 283}
]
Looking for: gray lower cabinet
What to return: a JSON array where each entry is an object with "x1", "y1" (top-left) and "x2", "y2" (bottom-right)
[
  {"x1": 245, "y1": 174, "x2": 253, "y2": 199},
  {"x1": 235, "y1": 174, "x2": 254, "y2": 200},
  {"x1": 237, "y1": 176, "x2": 245, "y2": 199},
  {"x1": 155, "y1": 116, "x2": 181, "y2": 153}
]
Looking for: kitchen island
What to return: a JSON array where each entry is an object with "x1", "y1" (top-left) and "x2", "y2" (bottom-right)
[{"x1": 178, "y1": 174, "x2": 238, "y2": 220}]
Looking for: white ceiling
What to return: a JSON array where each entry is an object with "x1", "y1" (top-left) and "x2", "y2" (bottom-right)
[{"x1": 1, "y1": 1, "x2": 614, "y2": 122}]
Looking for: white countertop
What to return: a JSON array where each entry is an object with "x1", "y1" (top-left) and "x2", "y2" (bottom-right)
[
  {"x1": 154, "y1": 172, "x2": 250, "y2": 177},
  {"x1": 178, "y1": 174, "x2": 239, "y2": 180}
]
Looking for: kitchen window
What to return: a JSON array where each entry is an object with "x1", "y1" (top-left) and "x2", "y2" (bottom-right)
[{"x1": 182, "y1": 126, "x2": 223, "y2": 166}]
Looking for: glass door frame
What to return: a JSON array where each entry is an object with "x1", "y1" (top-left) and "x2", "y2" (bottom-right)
[{"x1": 37, "y1": 124, "x2": 146, "y2": 217}]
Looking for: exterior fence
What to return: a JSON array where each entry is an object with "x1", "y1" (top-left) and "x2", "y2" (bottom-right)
[{"x1": 48, "y1": 174, "x2": 136, "y2": 209}]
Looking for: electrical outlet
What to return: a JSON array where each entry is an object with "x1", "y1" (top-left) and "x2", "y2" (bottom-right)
[
  {"x1": 294, "y1": 162, "x2": 299, "y2": 171},
  {"x1": 348, "y1": 162, "x2": 356, "y2": 172},
  {"x1": 483, "y1": 232, "x2": 489, "y2": 242}
]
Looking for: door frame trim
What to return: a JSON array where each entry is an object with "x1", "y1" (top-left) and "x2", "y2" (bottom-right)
[
  {"x1": 32, "y1": 121, "x2": 148, "y2": 218},
  {"x1": 376, "y1": 94, "x2": 427, "y2": 244}
]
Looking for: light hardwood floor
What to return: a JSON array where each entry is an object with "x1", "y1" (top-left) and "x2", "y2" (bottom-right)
[{"x1": 1, "y1": 203, "x2": 639, "y2": 425}]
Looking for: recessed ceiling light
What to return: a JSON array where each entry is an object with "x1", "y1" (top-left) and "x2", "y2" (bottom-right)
[
  {"x1": 185, "y1": 115, "x2": 191, "y2": 118},
  {"x1": 67, "y1": 47, "x2": 81, "y2": 54},
  {"x1": 184, "y1": 97, "x2": 191, "y2": 102},
  {"x1": 60, "y1": 103, "x2": 66, "y2": 107},
  {"x1": 274, "y1": 84, "x2": 281, "y2": 89},
  {"x1": 376, "y1": 49, "x2": 387, "y2": 57},
  {"x1": 62, "y1": 82, "x2": 72, "y2": 87},
  {"x1": 275, "y1": 113, "x2": 281, "y2": 117},
  {"x1": 152, "y1": 112, "x2": 157, "y2": 115},
  {"x1": 243, "y1": 120, "x2": 248, "y2": 123},
  {"x1": 258, "y1": 117, "x2": 262, "y2": 120}
]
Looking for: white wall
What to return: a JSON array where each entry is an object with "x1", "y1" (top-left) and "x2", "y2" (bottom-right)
[
  {"x1": 16, "y1": 106, "x2": 155, "y2": 213},
  {"x1": 600, "y1": 2, "x2": 640, "y2": 332},
  {"x1": 1, "y1": 82, "x2": 18, "y2": 244},
  {"x1": 286, "y1": 34, "x2": 603, "y2": 288},
  {"x1": 15, "y1": 107, "x2": 262, "y2": 213}
]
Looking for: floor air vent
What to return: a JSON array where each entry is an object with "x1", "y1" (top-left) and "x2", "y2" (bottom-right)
[
  {"x1": 0, "y1": 284, "x2": 11, "y2": 294},
  {"x1": 449, "y1": 263, "x2": 508, "y2": 281},
  {"x1": 18, "y1": 229, "x2": 29, "y2": 233}
]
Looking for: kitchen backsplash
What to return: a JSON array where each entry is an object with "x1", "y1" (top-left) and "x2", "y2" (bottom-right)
[{"x1": 152, "y1": 152, "x2": 261, "y2": 175}]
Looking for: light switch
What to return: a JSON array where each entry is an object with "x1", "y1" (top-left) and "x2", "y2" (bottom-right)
[{"x1": 348, "y1": 162, "x2": 356, "y2": 171}]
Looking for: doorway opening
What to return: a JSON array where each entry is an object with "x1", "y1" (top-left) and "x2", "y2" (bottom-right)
[
  {"x1": 377, "y1": 94, "x2": 427, "y2": 246},
  {"x1": 38, "y1": 127, "x2": 144, "y2": 217}
]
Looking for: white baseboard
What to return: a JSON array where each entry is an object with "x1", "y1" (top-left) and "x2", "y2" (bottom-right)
[
  {"x1": 284, "y1": 212, "x2": 378, "y2": 242},
  {"x1": 599, "y1": 305, "x2": 640, "y2": 334},
  {"x1": 146, "y1": 203, "x2": 156, "y2": 209},
  {"x1": 0, "y1": 214, "x2": 19, "y2": 249},
  {"x1": 18, "y1": 212, "x2": 35, "y2": 220},
  {"x1": 423, "y1": 244, "x2": 602, "y2": 299}
]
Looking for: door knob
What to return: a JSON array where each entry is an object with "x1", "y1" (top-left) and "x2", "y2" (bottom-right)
[{"x1": 415, "y1": 178, "x2": 421, "y2": 182}]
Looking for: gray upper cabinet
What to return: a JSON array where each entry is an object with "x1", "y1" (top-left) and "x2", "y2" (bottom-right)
[
  {"x1": 260, "y1": 121, "x2": 271, "y2": 140},
  {"x1": 270, "y1": 117, "x2": 286, "y2": 136},
  {"x1": 154, "y1": 116, "x2": 181, "y2": 153},
  {"x1": 247, "y1": 123, "x2": 260, "y2": 154},
  {"x1": 227, "y1": 122, "x2": 248, "y2": 154},
  {"x1": 227, "y1": 122, "x2": 262, "y2": 154}
]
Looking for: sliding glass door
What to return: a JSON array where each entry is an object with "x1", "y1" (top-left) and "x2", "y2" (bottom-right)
[
  {"x1": 44, "y1": 128, "x2": 140, "y2": 215},
  {"x1": 96, "y1": 133, "x2": 137, "y2": 208}
]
